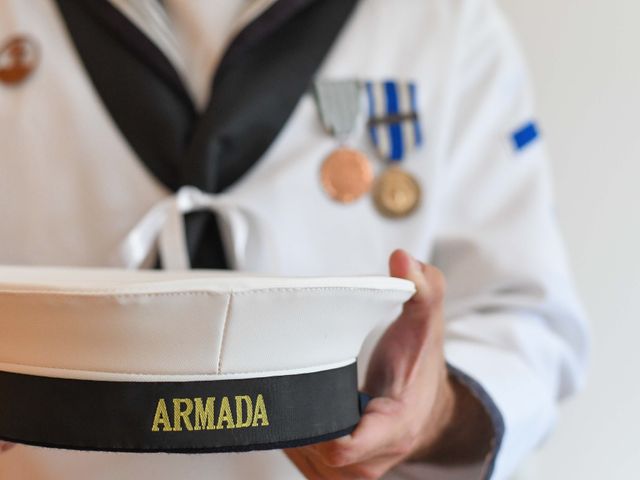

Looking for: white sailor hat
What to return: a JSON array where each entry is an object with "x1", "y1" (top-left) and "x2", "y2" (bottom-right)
[{"x1": 0, "y1": 267, "x2": 414, "y2": 453}]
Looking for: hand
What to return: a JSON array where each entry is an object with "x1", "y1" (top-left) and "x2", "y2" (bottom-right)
[{"x1": 285, "y1": 250, "x2": 493, "y2": 479}]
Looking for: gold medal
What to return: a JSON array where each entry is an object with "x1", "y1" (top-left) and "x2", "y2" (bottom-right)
[
  {"x1": 320, "y1": 148, "x2": 373, "y2": 203},
  {"x1": 373, "y1": 166, "x2": 421, "y2": 218}
]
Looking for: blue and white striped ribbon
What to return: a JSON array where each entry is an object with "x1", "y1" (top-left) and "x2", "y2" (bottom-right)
[{"x1": 365, "y1": 80, "x2": 423, "y2": 161}]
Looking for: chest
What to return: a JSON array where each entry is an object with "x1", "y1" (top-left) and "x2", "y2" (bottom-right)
[{"x1": 0, "y1": 0, "x2": 456, "y2": 274}]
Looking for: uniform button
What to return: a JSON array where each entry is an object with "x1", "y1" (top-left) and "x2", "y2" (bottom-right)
[{"x1": 0, "y1": 36, "x2": 39, "y2": 86}]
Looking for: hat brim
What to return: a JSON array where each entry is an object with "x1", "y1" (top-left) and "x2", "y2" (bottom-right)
[{"x1": 0, "y1": 267, "x2": 414, "y2": 453}]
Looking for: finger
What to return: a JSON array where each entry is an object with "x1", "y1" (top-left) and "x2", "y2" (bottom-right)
[
  {"x1": 389, "y1": 249, "x2": 445, "y2": 307},
  {"x1": 286, "y1": 448, "x2": 357, "y2": 480},
  {"x1": 387, "y1": 249, "x2": 445, "y2": 348},
  {"x1": 285, "y1": 447, "x2": 328, "y2": 480},
  {"x1": 389, "y1": 249, "x2": 427, "y2": 299},
  {"x1": 289, "y1": 447, "x2": 393, "y2": 480},
  {"x1": 309, "y1": 398, "x2": 407, "y2": 468},
  {"x1": 363, "y1": 250, "x2": 445, "y2": 393}
]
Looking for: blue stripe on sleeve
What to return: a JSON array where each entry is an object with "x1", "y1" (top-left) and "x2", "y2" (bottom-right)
[
  {"x1": 384, "y1": 81, "x2": 404, "y2": 161},
  {"x1": 512, "y1": 121, "x2": 540, "y2": 151}
]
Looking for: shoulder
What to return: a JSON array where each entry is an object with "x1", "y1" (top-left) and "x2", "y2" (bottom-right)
[{"x1": 347, "y1": 0, "x2": 512, "y2": 56}]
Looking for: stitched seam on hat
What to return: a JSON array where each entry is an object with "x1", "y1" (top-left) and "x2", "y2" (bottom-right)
[
  {"x1": 230, "y1": 288, "x2": 406, "y2": 296},
  {"x1": 216, "y1": 293, "x2": 233, "y2": 374},
  {"x1": 0, "y1": 287, "x2": 410, "y2": 298},
  {"x1": 0, "y1": 359, "x2": 356, "y2": 377}
]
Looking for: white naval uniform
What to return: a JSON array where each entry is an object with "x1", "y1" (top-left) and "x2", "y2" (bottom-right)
[{"x1": 0, "y1": 0, "x2": 589, "y2": 479}]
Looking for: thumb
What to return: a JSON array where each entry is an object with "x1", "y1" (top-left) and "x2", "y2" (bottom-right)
[
  {"x1": 368, "y1": 250, "x2": 444, "y2": 391},
  {"x1": 389, "y1": 249, "x2": 445, "y2": 315}
]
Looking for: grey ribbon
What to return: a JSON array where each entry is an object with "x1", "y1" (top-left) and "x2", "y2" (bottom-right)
[{"x1": 313, "y1": 79, "x2": 361, "y2": 139}]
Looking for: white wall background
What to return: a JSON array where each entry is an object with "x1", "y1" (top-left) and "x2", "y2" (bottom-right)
[{"x1": 498, "y1": 1, "x2": 640, "y2": 479}]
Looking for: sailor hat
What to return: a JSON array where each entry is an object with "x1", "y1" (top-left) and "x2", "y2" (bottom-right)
[{"x1": 0, "y1": 267, "x2": 414, "y2": 453}]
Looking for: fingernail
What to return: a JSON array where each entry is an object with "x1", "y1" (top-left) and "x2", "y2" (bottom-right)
[{"x1": 410, "y1": 256, "x2": 422, "y2": 273}]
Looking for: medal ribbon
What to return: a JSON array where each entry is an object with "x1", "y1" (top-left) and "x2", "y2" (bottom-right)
[
  {"x1": 313, "y1": 79, "x2": 361, "y2": 140},
  {"x1": 365, "y1": 80, "x2": 422, "y2": 162}
]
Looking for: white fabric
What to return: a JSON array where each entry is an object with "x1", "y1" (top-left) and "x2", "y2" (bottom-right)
[
  {"x1": 112, "y1": 186, "x2": 234, "y2": 269},
  {"x1": 0, "y1": 0, "x2": 589, "y2": 479},
  {"x1": 108, "y1": 0, "x2": 275, "y2": 109},
  {"x1": 107, "y1": 0, "x2": 185, "y2": 75},
  {"x1": 111, "y1": 185, "x2": 254, "y2": 271},
  {"x1": 0, "y1": 266, "x2": 413, "y2": 379},
  {"x1": 163, "y1": 0, "x2": 259, "y2": 109}
]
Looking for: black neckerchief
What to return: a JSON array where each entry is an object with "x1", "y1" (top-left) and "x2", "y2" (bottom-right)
[{"x1": 55, "y1": 0, "x2": 359, "y2": 268}]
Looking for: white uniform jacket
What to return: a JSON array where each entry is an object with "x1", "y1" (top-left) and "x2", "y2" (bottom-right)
[{"x1": 0, "y1": 0, "x2": 589, "y2": 479}]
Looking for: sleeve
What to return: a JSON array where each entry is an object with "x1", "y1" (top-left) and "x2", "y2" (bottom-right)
[{"x1": 392, "y1": 1, "x2": 590, "y2": 479}]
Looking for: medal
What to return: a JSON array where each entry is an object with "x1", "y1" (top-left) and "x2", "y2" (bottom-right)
[
  {"x1": 0, "y1": 36, "x2": 39, "y2": 86},
  {"x1": 320, "y1": 147, "x2": 373, "y2": 203},
  {"x1": 365, "y1": 80, "x2": 423, "y2": 218},
  {"x1": 373, "y1": 166, "x2": 421, "y2": 218},
  {"x1": 314, "y1": 79, "x2": 372, "y2": 203}
]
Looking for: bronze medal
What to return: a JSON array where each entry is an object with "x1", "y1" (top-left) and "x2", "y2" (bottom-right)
[
  {"x1": 0, "y1": 36, "x2": 39, "y2": 86},
  {"x1": 373, "y1": 166, "x2": 421, "y2": 218},
  {"x1": 320, "y1": 148, "x2": 373, "y2": 203}
]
